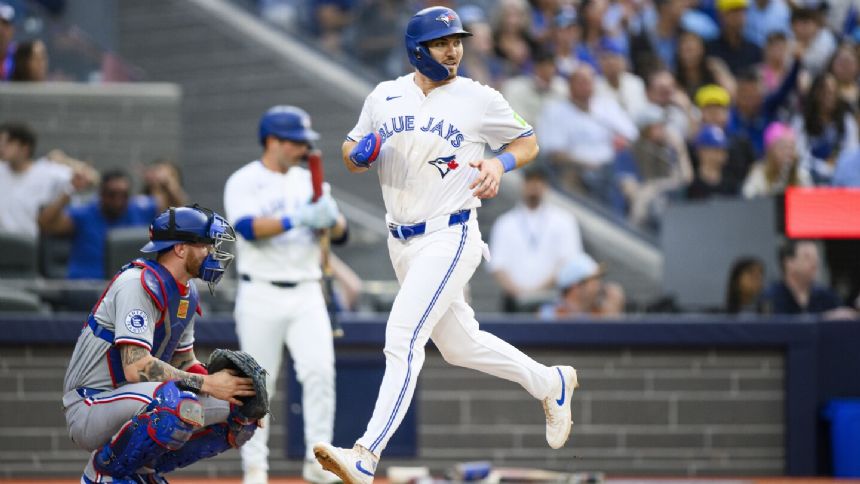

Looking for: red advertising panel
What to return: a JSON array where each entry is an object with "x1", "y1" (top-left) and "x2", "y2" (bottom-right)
[{"x1": 785, "y1": 187, "x2": 860, "y2": 239}]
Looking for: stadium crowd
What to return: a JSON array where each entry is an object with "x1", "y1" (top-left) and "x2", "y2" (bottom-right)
[
  {"x1": 257, "y1": 0, "x2": 860, "y2": 316},
  {"x1": 1, "y1": 0, "x2": 858, "y2": 318}
]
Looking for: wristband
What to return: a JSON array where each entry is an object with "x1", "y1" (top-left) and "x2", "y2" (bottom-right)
[
  {"x1": 281, "y1": 216, "x2": 293, "y2": 232},
  {"x1": 497, "y1": 152, "x2": 517, "y2": 172}
]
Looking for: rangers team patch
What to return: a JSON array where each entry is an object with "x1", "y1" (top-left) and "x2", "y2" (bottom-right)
[
  {"x1": 125, "y1": 309, "x2": 149, "y2": 334},
  {"x1": 177, "y1": 299, "x2": 189, "y2": 319},
  {"x1": 428, "y1": 155, "x2": 459, "y2": 178}
]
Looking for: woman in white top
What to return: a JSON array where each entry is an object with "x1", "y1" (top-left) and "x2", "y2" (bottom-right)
[{"x1": 742, "y1": 122, "x2": 812, "y2": 198}]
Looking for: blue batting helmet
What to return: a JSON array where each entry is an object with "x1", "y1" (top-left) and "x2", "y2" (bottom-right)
[
  {"x1": 258, "y1": 105, "x2": 320, "y2": 147},
  {"x1": 405, "y1": 6, "x2": 472, "y2": 82},
  {"x1": 141, "y1": 205, "x2": 236, "y2": 292}
]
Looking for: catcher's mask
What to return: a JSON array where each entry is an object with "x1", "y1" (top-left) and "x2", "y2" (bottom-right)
[{"x1": 141, "y1": 204, "x2": 236, "y2": 294}]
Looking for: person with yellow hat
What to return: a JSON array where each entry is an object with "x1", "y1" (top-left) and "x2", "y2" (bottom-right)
[
  {"x1": 706, "y1": 0, "x2": 763, "y2": 75},
  {"x1": 695, "y1": 84, "x2": 732, "y2": 128},
  {"x1": 693, "y1": 84, "x2": 758, "y2": 189}
]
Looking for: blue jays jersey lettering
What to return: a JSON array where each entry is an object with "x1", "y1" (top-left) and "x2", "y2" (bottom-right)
[
  {"x1": 375, "y1": 116, "x2": 464, "y2": 148},
  {"x1": 348, "y1": 73, "x2": 533, "y2": 225}
]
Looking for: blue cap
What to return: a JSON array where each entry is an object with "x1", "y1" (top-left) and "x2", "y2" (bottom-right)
[
  {"x1": 557, "y1": 253, "x2": 603, "y2": 290},
  {"x1": 695, "y1": 124, "x2": 728, "y2": 149},
  {"x1": 680, "y1": 10, "x2": 720, "y2": 41}
]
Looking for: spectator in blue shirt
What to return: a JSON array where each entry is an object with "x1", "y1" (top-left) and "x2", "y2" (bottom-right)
[
  {"x1": 727, "y1": 45, "x2": 802, "y2": 158},
  {"x1": 743, "y1": 0, "x2": 791, "y2": 48},
  {"x1": 761, "y1": 240, "x2": 842, "y2": 315},
  {"x1": 705, "y1": 0, "x2": 763, "y2": 75},
  {"x1": 39, "y1": 169, "x2": 160, "y2": 279}
]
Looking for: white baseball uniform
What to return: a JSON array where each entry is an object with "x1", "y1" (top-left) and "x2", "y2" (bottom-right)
[
  {"x1": 347, "y1": 73, "x2": 557, "y2": 455},
  {"x1": 224, "y1": 161, "x2": 336, "y2": 470}
]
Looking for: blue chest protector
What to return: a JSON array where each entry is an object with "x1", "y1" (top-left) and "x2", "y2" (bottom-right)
[{"x1": 87, "y1": 258, "x2": 200, "y2": 387}]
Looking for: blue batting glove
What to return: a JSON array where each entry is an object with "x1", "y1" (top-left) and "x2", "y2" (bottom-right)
[{"x1": 349, "y1": 132, "x2": 383, "y2": 168}]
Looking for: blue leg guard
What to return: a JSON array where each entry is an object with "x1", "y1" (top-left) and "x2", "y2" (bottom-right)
[
  {"x1": 153, "y1": 405, "x2": 258, "y2": 474},
  {"x1": 92, "y1": 381, "x2": 204, "y2": 479}
]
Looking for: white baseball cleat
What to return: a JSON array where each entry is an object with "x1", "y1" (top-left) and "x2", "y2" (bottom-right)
[
  {"x1": 303, "y1": 457, "x2": 342, "y2": 483},
  {"x1": 543, "y1": 365, "x2": 578, "y2": 449},
  {"x1": 313, "y1": 442, "x2": 377, "y2": 484}
]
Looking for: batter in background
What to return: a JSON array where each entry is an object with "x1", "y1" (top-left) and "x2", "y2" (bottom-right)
[
  {"x1": 313, "y1": 6, "x2": 578, "y2": 484},
  {"x1": 224, "y1": 106, "x2": 347, "y2": 484}
]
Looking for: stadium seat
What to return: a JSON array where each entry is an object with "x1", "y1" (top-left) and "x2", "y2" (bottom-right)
[
  {"x1": 0, "y1": 231, "x2": 38, "y2": 278},
  {"x1": 0, "y1": 286, "x2": 46, "y2": 313},
  {"x1": 105, "y1": 226, "x2": 150, "y2": 276},
  {"x1": 38, "y1": 234, "x2": 71, "y2": 279}
]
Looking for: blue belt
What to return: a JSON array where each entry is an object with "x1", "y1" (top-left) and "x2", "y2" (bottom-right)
[
  {"x1": 87, "y1": 316, "x2": 115, "y2": 344},
  {"x1": 388, "y1": 209, "x2": 471, "y2": 240}
]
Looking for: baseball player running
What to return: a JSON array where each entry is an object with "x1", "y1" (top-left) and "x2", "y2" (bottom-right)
[
  {"x1": 224, "y1": 106, "x2": 346, "y2": 484},
  {"x1": 313, "y1": 6, "x2": 578, "y2": 483},
  {"x1": 62, "y1": 205, "x2": 262, "y2": 483}
]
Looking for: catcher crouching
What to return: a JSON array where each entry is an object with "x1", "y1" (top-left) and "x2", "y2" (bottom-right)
[{"x1": 61, "y1": 205, "x2": 269, "y2": 483}]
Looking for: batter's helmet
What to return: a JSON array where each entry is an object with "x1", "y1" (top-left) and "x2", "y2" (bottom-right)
[
  {"x1": 258, "y1": 105, "x2": 320, "y2": 147},
  {"x1": 406, "y1": 6, "x2": 472, "y2": 82},
  {"x1": 141, "y1": 205, "x2": 236, "y2": 292}
]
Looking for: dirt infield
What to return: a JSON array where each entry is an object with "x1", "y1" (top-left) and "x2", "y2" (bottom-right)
[{"x1": 2, "y1": 478, "x2": 859, "y2": 484}]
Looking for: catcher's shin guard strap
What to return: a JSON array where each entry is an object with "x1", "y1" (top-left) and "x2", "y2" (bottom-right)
[
  {"x1": 93, "y1": 381, "x2": 202, "y2": 478},
  {"x1": 154, "y1": 407, "x2": 258, "y2": 474}
]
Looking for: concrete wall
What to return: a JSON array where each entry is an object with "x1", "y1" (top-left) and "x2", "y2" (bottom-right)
[
  {"x1": 0, "y1": 344, "x2": 783, "y2": 478},
  {"x1": 0, "y1": 83, "x2": 181, "y2": 178}
]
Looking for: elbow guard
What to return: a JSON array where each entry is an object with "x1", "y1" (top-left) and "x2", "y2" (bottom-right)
[{"x1": 234, "y1": 217, "x2": 255, "y2": 241}]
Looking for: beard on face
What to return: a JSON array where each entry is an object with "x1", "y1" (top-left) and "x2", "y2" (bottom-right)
[{"x1": 184, "y1": 247, "x2": 206, "y2": 278}]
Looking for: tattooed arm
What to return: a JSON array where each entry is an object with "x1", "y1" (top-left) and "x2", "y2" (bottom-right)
[
  {"x1": 120, "y1": 344, "x2": 255, "y2": 405},
  {"x1": 121, "y1": 344, "x2": 204, "y2": 392}
]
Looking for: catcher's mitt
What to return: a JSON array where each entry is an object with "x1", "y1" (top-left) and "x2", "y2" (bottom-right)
[{"x1": 208, "y1": 349, "x2": 270, "y2": 420}]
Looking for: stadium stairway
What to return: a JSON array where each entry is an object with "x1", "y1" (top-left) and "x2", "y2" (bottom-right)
[{"x1": 114, "y1": 0, "x2": 661, "y2": 311}]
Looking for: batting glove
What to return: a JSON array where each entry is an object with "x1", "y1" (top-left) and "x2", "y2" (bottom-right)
[
  {"x1": 294, "y1": 197, "x2": 339, "y2": 230},
  {"x1": 349, "y1": 132, "x2": 383, "y2": 168}
]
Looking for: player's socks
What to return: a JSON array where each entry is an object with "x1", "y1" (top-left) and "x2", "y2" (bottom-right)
[
  {"x1": 543, "y1": 365, "x2": 578, "y2": 449},
  {"x1": 313, "y1": 442, "x2": 377, "y2": 484}
]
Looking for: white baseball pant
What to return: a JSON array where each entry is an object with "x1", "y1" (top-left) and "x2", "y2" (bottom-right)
[
  {"x1": 356, "y1": 217, "x2": 555, "y2": 455},
  {"x1": 235, "y1": 279, "x2": 336, "y2": 469}
]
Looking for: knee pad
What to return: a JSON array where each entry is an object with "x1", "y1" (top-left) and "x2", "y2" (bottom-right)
[
  {"x1": 93, "y1": 381, "x2": 203, "y2": 478},
  {"x1": 153, "y1": 405, "x2": 258, "y2": 474}
]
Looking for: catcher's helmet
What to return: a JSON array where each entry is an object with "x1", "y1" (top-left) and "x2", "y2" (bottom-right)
[
  {"x1": 141, "y1": 205, "x2": 236, "y2": 292},
  {"x1": 258, "y1": 105, "x2": 319, "y2": 147},
  {"x1": 405, "y1": 6, "x2": 472, "y2": 82}
]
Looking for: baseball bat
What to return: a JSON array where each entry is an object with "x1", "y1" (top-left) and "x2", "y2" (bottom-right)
[{"x1": 307, "y1": 150, "x2": 345, "y2": 339}]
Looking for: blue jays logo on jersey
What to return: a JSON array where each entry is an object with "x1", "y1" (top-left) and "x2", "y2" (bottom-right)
[
  {"x1": 428, "y1": 155, "x2": 459, "y2": 179},
  {"x1": 435, "y1": 12, "x2": 456, "y2": 26}
]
